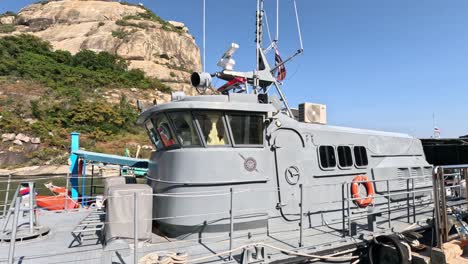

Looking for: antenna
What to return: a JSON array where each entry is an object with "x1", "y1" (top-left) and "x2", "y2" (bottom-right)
[
  {"x1": 276, "y1": 0, "x2": 279, "y2": 41},
  {"x1": 202, "y1": 0, "x2": 206, "y2": 72},
  {"x1": 293, "y1": 0, "x2": 304, "y2": 51},
  {"x1": 190, "y1": 0, "x2": 302, "y2": 118}
]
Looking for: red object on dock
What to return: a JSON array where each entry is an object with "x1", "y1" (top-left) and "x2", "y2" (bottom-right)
[{"x1": 36, "y1": 195, "x2": 78, "y2": 211}]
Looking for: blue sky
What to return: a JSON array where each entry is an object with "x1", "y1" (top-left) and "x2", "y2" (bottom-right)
[{"x1": 2, "y1": 0, "x2": 468, "y2": 138}]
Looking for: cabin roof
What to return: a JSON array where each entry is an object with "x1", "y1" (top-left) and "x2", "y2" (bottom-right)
[
  {"x1": 311, "y1": 123, "x2": 415, "y2": 138},
  {"x1": 137, "y1": 94, "x2": 275, "y2": 124}
]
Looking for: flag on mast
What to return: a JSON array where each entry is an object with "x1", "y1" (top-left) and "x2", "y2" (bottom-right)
[
  {"x1": 434, "y1": 126, "x2": 441, "y2": 138},
  {"x1": 274, "y1": 44, "x2": 286, "y2": 81}
]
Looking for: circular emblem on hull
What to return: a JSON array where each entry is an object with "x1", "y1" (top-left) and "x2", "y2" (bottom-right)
[
  {"x1": 285, "y1": 166, "x2": 300, "y2": 185},
  {"x1": 244, "y1": 157, "x2": 257, "y2": 172}
]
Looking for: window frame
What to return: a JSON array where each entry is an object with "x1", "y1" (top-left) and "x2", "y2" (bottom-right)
[
  {"x1": 318, "y1": 145, "x2": 337, "y2": 170},
  {"x1": 151, "y1": 113, "x2": 181, "y2": 150},
  {"x1": 353, "y1": 146, "x2": 369, "y2": 168},
  {"x1": 166, "y1": 110, "x2": 203, "y2": 148},
  {"x1": 144, "y1": 119, "x2": 160, "y2": 150},
  {"x1": 337, "y1": 145, "x2": 353, "y2": 170},
  {"x1": 193, "y1": 110, "x2": 232, "y2": 148},
  {"x1": 225, "y1": 111, "x2": 265, "y2": 148}
]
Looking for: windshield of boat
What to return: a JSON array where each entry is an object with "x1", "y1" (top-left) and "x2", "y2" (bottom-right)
[
  {"x1": 227, "y1": 113, "x2": 264, "y2": 146},
  {"x1": 168, "y1": 112, "x2": 201, "y2": 147},
  {"x1": 152, "y1": 114, "x2": 179, "y2": 149},
  {"x1": 146, "y1": 111, "x2": 265, "y2": 150},
  {"x1": 144, "y1": 120, "x2": 161, "y2": 149},
  {"x1": 193, "y1": 111, "x2": 229, "y2": 146}
]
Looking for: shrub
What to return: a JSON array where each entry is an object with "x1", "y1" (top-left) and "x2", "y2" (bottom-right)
[
  {"x1": 98, "y1": 21, "x2": 105, "y2": 27},
  {"x1": 112, "y1": 29, "x2": 128, "y2": 39},
  {"x1": 121, "y1": 9, "x2": 183, "y2": 34},
  {"x1": 116, "y1": 19, "x2": 147, "y2": 29},
  {"x1": 0, "y1": 24, "x2": 15, "y2": 33},
  {"x1": 0, "y1": 11, "x2": 16, "y2": 17}
]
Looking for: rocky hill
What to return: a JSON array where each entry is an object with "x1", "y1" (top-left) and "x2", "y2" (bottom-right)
[
  {"x1": 1, "y1": 0, "x2": 201, "y2": 102},
  {"x1": 0, "y1": 0, "x2": 202, "y2": 168}
]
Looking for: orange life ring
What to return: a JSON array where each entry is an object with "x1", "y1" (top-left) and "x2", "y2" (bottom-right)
[{"x1": 351, "y1": 175, "x2": 375, "y2": 208}]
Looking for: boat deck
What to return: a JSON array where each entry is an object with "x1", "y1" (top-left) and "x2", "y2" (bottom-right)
[{"x1": 0, "y1": 205, "x2": 434, "y2": 264}]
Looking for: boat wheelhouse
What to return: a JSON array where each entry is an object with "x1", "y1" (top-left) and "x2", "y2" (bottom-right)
[{"x1": 138, "y1": 92, "x2": 433, "y2": 239}]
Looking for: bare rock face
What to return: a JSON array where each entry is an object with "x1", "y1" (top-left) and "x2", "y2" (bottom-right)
[
  {"x1": 0, "y1": 16, "x2": 15, "y2": 25},
  {"x1": 11, "y1": 0, "x2": 201, "y2": 98},
  {"x1": 15, "y1": 133, "x2": 30, "y2": 143},
  {"x1": 1, "y1": 133, "x2": 16, "y2": 142}
]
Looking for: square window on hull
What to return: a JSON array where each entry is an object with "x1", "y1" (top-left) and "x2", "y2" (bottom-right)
[
  {"x1": 319, "y1": 146, "x2": 336, "y2": 168},
  {"x1": 354, "y1": 146, "x2": 368, "y2": 167},
  {"x1": 338, "y1": 146, "x2": 353, "y2": 168}
]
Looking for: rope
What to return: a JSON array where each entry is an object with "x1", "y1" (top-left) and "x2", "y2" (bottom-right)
[{"x1": 139, "y1": 242, "x2": 358, "y2": 264}]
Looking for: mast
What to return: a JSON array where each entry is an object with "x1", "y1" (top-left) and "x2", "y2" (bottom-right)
[{"x1": 191, "y1": 0, "x2": 300, "y2": 118}]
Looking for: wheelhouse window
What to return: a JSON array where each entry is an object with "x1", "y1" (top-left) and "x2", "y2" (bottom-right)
[
  {"x1": 194, "y1": 111, "x2": 229, "y2": 146},
  {"x1": 144, "y1": 120, "x2": 161, "y2": 150},
  {"x1": 152, "y1": 114, "x2": 178, "y2": 148},
  {"x1": 167, "y1": 112, "x2": 201, "y2": 147},
  {"x1": 354, "y1": 146, "x2": 368, "y2": 167},
  {"x1": 337, "y1": 146, "x2": 353, "y2": 168},
  {"x1": 319, "y1": 146, "x2": 336, "y2": 168},
  {"x1": 227, "y1": 113, "x2": 264, "y2": 146}
]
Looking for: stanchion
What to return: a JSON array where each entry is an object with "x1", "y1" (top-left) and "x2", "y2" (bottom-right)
[
  {"x1": 134, "y1": 192, "x2": 139, "y2": 264},
  {"x1": 65, "y1": 174, "x2": 69, "y2": 211},
  {"x1": 3, "y1": 174, "x2": 11, "y2": 217},
  {"x1": 299, "y1": 184, "x2": 303, "y2": 247},
  {"x1": 8, "y1": 197, "x2": 21, "y2": 264},
  {"x1": 229, "y1": 188, "x2": 234, "y2": 261},
  {"x1": 28, "y1": 182, "x2": 34, "y2": 234}
]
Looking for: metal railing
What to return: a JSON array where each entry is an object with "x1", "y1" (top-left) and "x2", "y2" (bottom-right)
[
  {"x1": 432, "y1": 165, "x2": 468, "y2": 248},
  {"x1": 1, "y1": 167, "x2": 456, "y2": 263}
]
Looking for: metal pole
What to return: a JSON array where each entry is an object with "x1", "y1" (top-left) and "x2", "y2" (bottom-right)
[
  {"x1": 65, "y1": 174, "x2": 69, "y2": 211},
  {"x1": 386, "y1": 180, "x2": 392, "y2": 229},
  {"x1": 440, "y1": 168, "x2": 448, "y2": 243},
  {"x1": 406, "y1": 179, "x2": 410, "y2": 223},
  {"x1": 81, "y1": 160, "x2": 87, "y2": 206},
  {"x1": 90, "y1": 165, "x2": 94, "y2": 200},
  {"x1": 8, "y1": 197, "x2": 21, "y2": 264},
  {"x1": 1, "y1": 186, "x2": 20, "y2": 233},
  {"x1": 229, "y1": 188, "x2": 234, "y2": 261},
  {"x1": 299, "y1": 184, "x2": 303, "y2": 247},
  {"x1": 273, "y1": 82, "x2": 294, "y2": 118},
  {"x1": 293, "y1": 0, "x2": 304, "y2": 51},
  {"x1": 202, "y1": 0, "x2": 206, "y2": 72},
  {"x1": 3, "y1": 174, "x2": 11, "y2": 217},
  {"x1": 341, "y1": 183, "x2": 346, "y2": 237},
  {"x1": 432, "y1": 167, "x2": 442, "y2": 248},
  {"x1": 133, "y1": 192, "x2": 138, "y2": 264},
  {"x1": 412, "y1": 178, "x2": 416, "y2": 223},
  {"x1": 346, "y1": 183, "x2": 351, "y2": 236},
  {"x1": 28, "y1": 182, "x2": 34, "y2": 234}
]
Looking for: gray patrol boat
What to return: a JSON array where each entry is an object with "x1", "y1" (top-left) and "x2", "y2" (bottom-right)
[{"x1": 0, "y1": 1, "x2": 436, "y2": 263}]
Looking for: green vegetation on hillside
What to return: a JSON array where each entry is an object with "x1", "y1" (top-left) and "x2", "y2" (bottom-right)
[
  {"x1": 0, "y1": 35, "x2": 170, "y2": 96},
  {"x1": 0, "y1": 24, "x2": 15, "y2": 33},
  {"x1": 116, "y1": 2, "x2": 183, "y2": 34},
  {"x1": 0, "y1": 35, "x2": 162, "y2": 165},
  {"x1": 0, "y1": 11, "x2": 16, "y2": 17}
]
